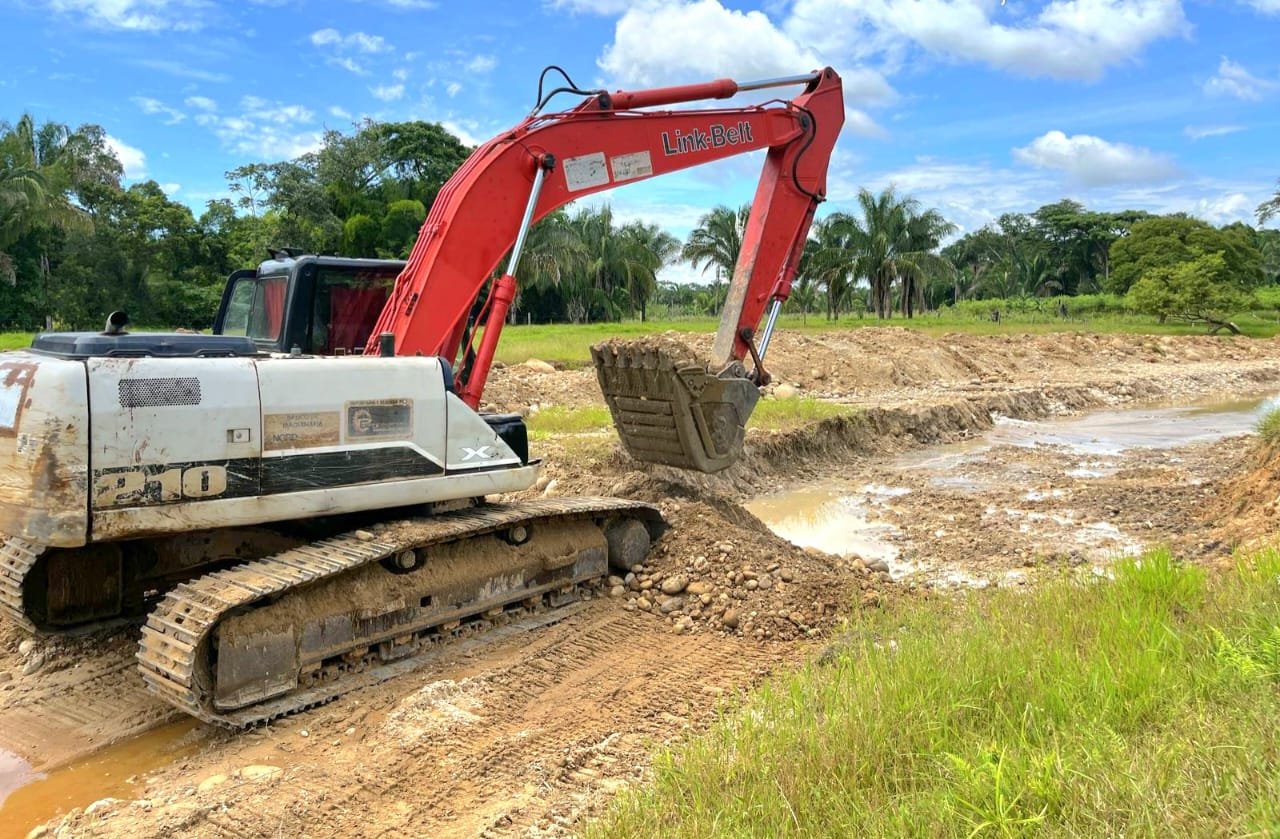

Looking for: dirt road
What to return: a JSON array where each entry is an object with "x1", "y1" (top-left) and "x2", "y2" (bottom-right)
[{"x1": 5, "y1": 328, "x2": 1280, "y2": 838}]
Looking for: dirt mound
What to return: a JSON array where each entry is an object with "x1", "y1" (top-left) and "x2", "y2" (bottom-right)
[{"x1": 1208, "y1": 442, "x2": 1280, "y2": 550}]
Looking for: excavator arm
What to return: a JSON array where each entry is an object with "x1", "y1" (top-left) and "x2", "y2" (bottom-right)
[{"x1": 366, "y1": 67, "x2": 845, "y2": 472}]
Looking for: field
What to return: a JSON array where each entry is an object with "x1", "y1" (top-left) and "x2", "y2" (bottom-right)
[{"x1": 4, "y1": 322, "x2": 1280, "y2": 838}]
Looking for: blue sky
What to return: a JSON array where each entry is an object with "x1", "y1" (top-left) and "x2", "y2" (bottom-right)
[{"x1": 3, "y1": 0, "x2": 1278, "y2": 282}]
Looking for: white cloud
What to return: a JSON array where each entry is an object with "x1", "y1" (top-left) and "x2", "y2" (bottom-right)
[
  {"x1": 132, "y1": 96, "x2": 185, "y2": 124},
  {"x1": 465, "y1": 54, "x2": 497, "y2": 73},
  {"x1": 159, "y1": 182, "x2": 181, "y2": 195},
  {"x1": 1204, "y1": 58, "x2": 1279, "y2": 101},
  {"x1": 1012, "y1": 130, "x2": 1176, "y2": 186},
  {"x1": 785, "y1": 0, "x2": 1187, "y2": 81},
  {"x1": 329, "y1": 105, "x2": 353, "y2": 120},
  {"x1": 133, "y1": 59, "x2": 229, "y2": 83},
  {"x1": 595, "y1": 1, "x2": 894, "y2": 117},
  {"x1": 105, "y1": 135, "x2": 147, "y2": 178},
  {"x1": 1183, "y1": 124, "x2": 1245, "y2": 140},
  {"x1": 310, "y1": 28, "x2": 391, "y2": 53},
  {"x1": 440, "y1": 119, "x2": 483, "y2": 146},
  {"x1": 193, "y1": 97, "x2": 322, "y2": 160},
  {"x1": 47, "y1": 0, "x2": 204, "y2": 31},
  {"x1": 1190, "y1": 192, "x2": 1253, "y2": 224},
  {"x1": 548, "y1": 0, "x2": 632, "y2": 12},
  {"x1": 371, "y1": 83, "x2": 405, "y2": 101},
  {"x1": 330, "y1": 57, "x2": 368, "y2": 75},
  {"x1": 184, "y1": 95, "x2": 217, "y2": 112},
  {"x1": 445, "y1": 81, "x2": 463, "y2": 97},
  {"x1": 1241, "y1": 0, "x2": 1280, "y2": 13},
  {"x1": 393, "y1": 67, "x2": 409, "y2": 81}
]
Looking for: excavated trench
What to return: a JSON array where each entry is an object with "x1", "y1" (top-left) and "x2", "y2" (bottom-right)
[{"x1": 748, "y1": 391, "x2": 1280, "y2": 587}]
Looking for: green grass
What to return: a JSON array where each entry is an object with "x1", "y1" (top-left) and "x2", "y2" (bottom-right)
[
  {"x1": 0, "y1": 332, "x2": 34, "y2": 350},
  {"x1": 1257, "y1": 408, "x2": 1280, "y2": 447},
  {"x1": 587, "y1": 548, "x2": 1280, "y2": 837},
  {"x1": 491, "y1": 303, "x2": 1280, "y2": 368},
  {"x1": 748, "y1": 396, "x2": 855, "y2": 431},
  {"x1": 525, "y1": 405, "x2": 614, "y2": 440}
]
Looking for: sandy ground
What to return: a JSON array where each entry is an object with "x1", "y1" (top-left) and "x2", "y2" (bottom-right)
[{"x1": 5, "y1": 327, "x2": 1280, "y2": 838}]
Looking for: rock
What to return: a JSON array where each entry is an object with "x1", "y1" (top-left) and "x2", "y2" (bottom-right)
[
  {"x1": 717, "y1": 542, "x2": 734, "y2": 554},
  {"x1": 721, "y1": 609, "x2": 740, "y2": 629},
  {"x1": 757, "y1": 574, "x2": 774, "y2": 590},
  {"x1": 541, "y1": 478, "x2": 559, "y2": 497},
  {"x1": 21, "y1": 653, "x2": 45, "y2": 676},
  {"x1": 610, "y1": 585, "x2": 625, "y2": 598},
  {"x1": 658, "y1": 596, "x2": 684, "y2": 614},
  {"x1": 660, "y1": 576, "x2": 688, "y2": 595},
  {"x1": 861, "y1": 590, "x2": 882, "y2": 608},
  {"x1": 353, "y1": 530, "x2": 375, "y2": 541},
  {"x1": 299, "y1": 729, "x2": 310, "y2": 738},
  {"x1": 25, "y1": 826, "x2": 49, "y2": 839},
  {"x1": 866, "y1": 558, "x2": 890, "y2": 573},
  {"x1": 18, "y1": 639, "x2": 36, "y2": 657},
  {"x1": 744, "y1": 579, "x2": 759, "y2": 591},
  {"x1": 779, "y1": 569, "x2": 795, "y2": 583},
  {"x1": 85, "y1": 798, "x2": 121, "y2": 816},
  {"x1": 238, "y1": 765, "x2": 284, "y2": 782},
  {"x1": 810, "y1": 368, "x2": 825, "y2": 381},
  {"x1": 607, "y1": 575, "x2": 624, "y2": 587},
  {"x1": 774, "y1": 383, "x2": 798, "y2": 400},
  {"x1": 636, "y1": 597, "x2": 652, "y2": 611},
  {"x1": 686, "y1": 581, "x2": 712, "y2": 596},
  {"x1": 197, "y1": 773, "x2": 228, "y2": 793},
  {"x1": 533, "y1": 475, "x2": 551, "y2": 492},
  {"x1": 523, "y1": 359, "x2": 556, "y2": 374}
]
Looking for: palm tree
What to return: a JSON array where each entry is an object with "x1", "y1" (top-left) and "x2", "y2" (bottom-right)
[
  {"x1": 617, "y1": 222, "x2": 679, "y2": 321},
  {"x1": 507, "y1": 208, "x2": 585, "y2": 323},
  {"x1": 845, "y1": 187, "x2": 955, "y2": 319},
  {"x1": 0, "y1": 115, "x2": 118, "y2": 304},
  {"x1": 682, "y1": 204, "x2": 749, "y2": 284},
  {"x1": 799, "y1": 213, "x2": 858, "y2": 320}
]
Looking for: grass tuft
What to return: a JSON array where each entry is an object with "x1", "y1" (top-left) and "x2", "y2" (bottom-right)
[
  {"x1": 524, "y1": 405, "x2": 614, "y2": 441},
  {"x1": 586, "y1": 547, "x2": 1280, "y2": 838},
  {"x1": 1257, "y1": 407, "x2": 1280, "y2": 447},
  {"x1": 748, "y1": 397, "x2": 854, "y2": 431}
]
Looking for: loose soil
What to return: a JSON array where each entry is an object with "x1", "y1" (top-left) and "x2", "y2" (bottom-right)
[{"x1": 5, "y1": 328, "x2": 1280, "y2": 838}]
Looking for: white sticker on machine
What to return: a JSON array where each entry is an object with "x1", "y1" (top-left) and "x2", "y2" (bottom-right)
[
  {"x1": 610, "y1": 151, "x2": 653, "y2": 183},
  {"x1": 563, "y1": 152, "x2": 609, "y2": 192}
]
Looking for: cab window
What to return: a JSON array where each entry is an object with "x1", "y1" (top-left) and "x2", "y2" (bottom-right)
[
  {"x1": 222, "y1": 276, "x2": 288, "y2": 341},
  {"x1": 308, "y1": 267, "x2": 397, "y2": 354}
]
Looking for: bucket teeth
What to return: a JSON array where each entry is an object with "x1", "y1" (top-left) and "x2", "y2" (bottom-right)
[{"x1": 591, "y1": 340, "x2": 759, "y2": 473}]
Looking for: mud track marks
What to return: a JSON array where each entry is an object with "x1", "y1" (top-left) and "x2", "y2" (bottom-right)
[
  {"x1": 169, "y1": 603, "x2": 788, "y2": 839},
  {"x1": 0, "y1": 632, "x2": 176, "y2": 771}
]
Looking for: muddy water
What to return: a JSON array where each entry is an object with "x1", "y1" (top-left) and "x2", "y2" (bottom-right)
[
  {"x1": 0, "y1": 719, "x2": 202, "y2": 838},
  {"x1": 747, "y1": 392, "x2": 1279, "y2": 581}
]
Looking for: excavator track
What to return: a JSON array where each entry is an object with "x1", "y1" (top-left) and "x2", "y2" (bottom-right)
[
  {"x1": 138, "y1": 497, "x2": 663, "y2": 727},
  {"x1": 0, "y1": 535, "x2": 42, "y2": 633}
]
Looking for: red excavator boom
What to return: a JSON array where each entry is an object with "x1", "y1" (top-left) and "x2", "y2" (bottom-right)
[{"x1": 366, "y1": 67, "x2": 845, "y2": 472}]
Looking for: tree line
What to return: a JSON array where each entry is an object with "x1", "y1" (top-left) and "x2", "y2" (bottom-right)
[{"x1": 3, "y1": 111, "x2": 1279, "y2": 332}]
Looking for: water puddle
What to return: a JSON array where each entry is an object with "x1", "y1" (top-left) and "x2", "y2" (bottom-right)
[
  {"x1": 749, "y1": 391, "x2": 1278, "y2": 586},
  {"x1": 744, "y1": 486, "x2": 903, "y2": 566},
  {"x1": 0, "y1": 719, "x2": 203, "y2": 837}
]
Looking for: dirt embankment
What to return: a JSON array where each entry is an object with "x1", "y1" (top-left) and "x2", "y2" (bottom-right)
[{"x1": 9, "y1": 329, "x2": 1280, "y2": 839}]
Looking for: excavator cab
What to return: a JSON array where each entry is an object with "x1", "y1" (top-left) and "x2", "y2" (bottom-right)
[{"x1": 213, "y1": 255, "x2": 403, "y2": 355}]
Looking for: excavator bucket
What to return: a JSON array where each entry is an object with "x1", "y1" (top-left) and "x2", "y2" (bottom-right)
[{"x1": 591, "y1": 338, "x2": 759, "y2": 473}]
